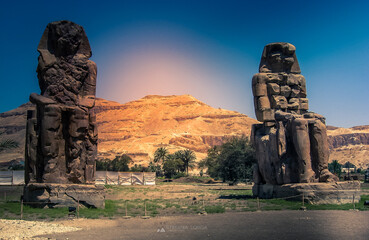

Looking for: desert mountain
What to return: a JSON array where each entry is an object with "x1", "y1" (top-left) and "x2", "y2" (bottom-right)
[
  {"x1": 327, "y1": 125, "x2": 369, "y2": 170},
  {"x1": 0, "y1": 95, "x2": 368, "y2": 169},
  {"x1": 93, "y1": 95, "x2": 258, "y2": 165}
]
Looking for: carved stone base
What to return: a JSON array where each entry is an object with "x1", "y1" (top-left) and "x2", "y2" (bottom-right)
[
  {"x1": 253, "y1": 181, "x2": 361, "y2": 204},
  {"x1": 23, "y1": 183, "x2": 105, "y2": 208}
]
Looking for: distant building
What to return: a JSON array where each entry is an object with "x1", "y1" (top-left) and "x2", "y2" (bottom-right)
[{"x1": 341, "y1": 167, "x2": 356, "y2": 173}]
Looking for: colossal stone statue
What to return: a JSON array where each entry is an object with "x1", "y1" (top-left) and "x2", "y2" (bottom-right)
[
  {"x1": 24, "y1": 21, "x2": 104, "y2": 208},
  {"x1": 251, "y1": 43, "x2": 338, "y2": 190}
]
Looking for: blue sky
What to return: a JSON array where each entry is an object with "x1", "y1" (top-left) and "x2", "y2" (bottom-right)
[{"x1": 0, "y1": 0, "x2": 368, "y2": 127}]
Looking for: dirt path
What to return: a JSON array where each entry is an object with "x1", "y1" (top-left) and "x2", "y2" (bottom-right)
[
  {"x1": 37, "y1": 210, "x2": 369, "y2": 240},
  {"x1": 0, "y1": 219, "x2": 80, "y2": 240}
]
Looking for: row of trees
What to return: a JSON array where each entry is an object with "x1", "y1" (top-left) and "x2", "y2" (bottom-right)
[
  {"x1": 97, "y1": 154, "x2": 161, "y2": 172},
  {"x1": 153, "y1": 148, "x2": 197, "y2": 178},
  {"x1": 198, "y1": 136, "x2": 256, "y2": 184},
  {"x1": 96, "y1": 154, "x2": 132, "y2": 171},
  {"x1": 328, "y1": 160, "x2": 365, "y2": 177},
  {"x1": 96, "y1": 136, "x2": 256, "y2": 183}
]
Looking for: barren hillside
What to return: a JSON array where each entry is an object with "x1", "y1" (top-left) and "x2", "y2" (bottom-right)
[{"x1": 94, "y1": 95, "x2": 258, "y2": 165}]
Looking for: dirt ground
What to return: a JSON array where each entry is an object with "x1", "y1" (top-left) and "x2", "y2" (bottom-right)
[
  {"x1": 34, "y1": 210, "x2": 369, "y2": 240},
  {"x1": 105, "y1": 182, "x2": 253, "y2": 200}
]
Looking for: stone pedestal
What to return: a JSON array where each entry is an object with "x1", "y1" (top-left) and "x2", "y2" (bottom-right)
[
  {"x1": 23, "y1": 183, "x2": 105, "y2": 208},
  {"x1": 253, "y1": 181, "x2": 361, "y2": 204}
]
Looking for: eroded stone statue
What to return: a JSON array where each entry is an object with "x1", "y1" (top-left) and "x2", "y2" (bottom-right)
[
  {"x1": 24, "y1": 21, "x2": 103, "y2": 208},
  {"x1": 251, "y1": 42, "x2": 338, "y2": 187}
]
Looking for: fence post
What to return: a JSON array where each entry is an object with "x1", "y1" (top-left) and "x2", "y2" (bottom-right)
[
  {"x1": 302, "y1": 192, "x2": 305, "y2": 207},
  {"x1": 144, "y1": 200, "x2": 147, "y2": 217},
  {"x1": 20, "y1": 199, "x2": 23, "y2": 220},
  {"x1": 77, "y1": 199, "x2": 80, "y2": 219},
  {"x1": 352, "y1": 194, "x2": 355, "y2": 210},
  {"x1": 11, "y1": 170, "x2": 14, "y2": 186},
  {"x1": 125, "y1": 200, "x2": 128, "y2": 217},
  {"x1": 257, "y1": 197, "x2": 260, "y2": 211}
]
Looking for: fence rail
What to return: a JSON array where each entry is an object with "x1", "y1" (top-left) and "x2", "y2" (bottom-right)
[
  {"x1": 0, "y1": 171, "x2": 24, "y2": 185},
  {"x1": 0, "y1": 171, "x2": 156, "y2": 186},
  {"x1": 95, "y1": 171, "x2": 156, "y2": 185}
]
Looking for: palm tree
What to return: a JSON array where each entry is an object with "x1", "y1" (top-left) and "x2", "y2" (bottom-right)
[
  {"x1": 328, "y1": 160, "x2": 342, "y2": 177},
  {"x1": 0, "y1": 132, "x2": 19, "y2": 152},
  {"x1": 154, "y1": 147, "x2": 168, "y2": 164},
  {"x1": 178, "y1": 149, "x2": 196, "y2": 175}
]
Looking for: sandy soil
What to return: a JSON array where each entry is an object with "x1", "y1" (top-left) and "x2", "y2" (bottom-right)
[
  {"x1": 0, "y1": 219, "x2": 80, "y2": 240},
  {"x1": 106, "y1": 183, "x2": 252, "y2": 201},
  {"x1": 33, "y1": 210, "x2": 369, "y2": 240}
]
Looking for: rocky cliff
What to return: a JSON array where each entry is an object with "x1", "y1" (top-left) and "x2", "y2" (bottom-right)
[
  {"x1": 0, "y1": 95, "x2": 368, "y2": 169},
  {"x1": 94, "y1": 95, "x2": 258, "y2": 165},
  {"x1": 327, "y1": 126, "x2": 369, "y2": 169}
]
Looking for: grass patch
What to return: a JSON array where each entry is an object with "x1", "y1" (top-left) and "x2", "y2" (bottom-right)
[
  {"x1": 79, "y1": 200, "x2": 120, "y2": 219},
  {"x1": 205, "y1": 205, "x2": 225, "y2": 214}
]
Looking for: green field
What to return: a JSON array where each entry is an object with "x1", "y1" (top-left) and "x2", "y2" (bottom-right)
[{"x1": 0, "y1": 182, "x2": 368, "y2": 220}]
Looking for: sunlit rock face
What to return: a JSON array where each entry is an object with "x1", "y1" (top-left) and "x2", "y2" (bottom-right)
[
  {"x1": 25, "y1": 20, "x2": 98, "y2": 185},
  {"x1": 251, "y1": 43, "x2": 338, "y2": 186},
  {"x1": 94, "y1": 94, "x2": 259, "y2": 165}
]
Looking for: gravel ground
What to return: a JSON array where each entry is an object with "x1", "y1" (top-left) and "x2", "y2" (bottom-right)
[
  {"x1": 0, "y1": 219, "x2": 80, "y2": 240},
  {"x1": 38, "y1": 210, "x2": 369, "y2": 240},
  {"x1": 1, "y1": 210, "x2": 368, "y2": 240}
]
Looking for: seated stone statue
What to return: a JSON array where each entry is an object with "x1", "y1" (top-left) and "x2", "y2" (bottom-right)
[
  {"x1": 251, "y1": 42, "x2": 337, "y2": 185},
  {"x1": 25, "y1": 21, "x2": 98, "y2": 185}
]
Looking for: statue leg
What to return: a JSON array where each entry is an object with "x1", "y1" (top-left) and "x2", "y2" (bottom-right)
[
  {"x1": 25, "y1": 109, "x2": 37, "y2": 184},
  {"x1": 85, "y1": 113, "x2": 98, "y2": 184},
  {"x1": 291, "y1": 118, "x2": 315, "y2": 183},
  {"x1": 39, "y1": 104, "x2": 66, "y2": 183},
  {"x1": 67, "y1": 107, "x2": 89, "y2": 183},
  {"x1": 310, "y1": 119, "x2": 338, "y2": 182}
]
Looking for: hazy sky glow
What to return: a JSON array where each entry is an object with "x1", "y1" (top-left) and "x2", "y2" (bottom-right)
[{"x1": 0, "y1": 0, "x2": 368, "y2": 127}]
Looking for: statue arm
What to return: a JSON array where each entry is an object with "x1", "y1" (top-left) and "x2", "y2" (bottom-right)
[
  {"x1": 78, "y1": 60, "x2": 97, "y2": 108},
  {"x1": 29, "y1": 93, "x2": 56, "y2": 105}
]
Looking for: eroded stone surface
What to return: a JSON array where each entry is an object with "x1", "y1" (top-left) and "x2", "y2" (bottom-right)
[
  {"x1": 253, "y1": 181, "x2": 361, "y2": 204},
  {"x1": 24, "y1": 183, "x2": 105, "y2": 208},
  {"x1": 24, "y1": 20, "x2": 103, "y2": 208},
  {"x1": 251, "y1": 43, "x2": 338, "y2": 192},
  {"x1": 25, "y1": 20, "x2": 97, "y2": 185}
]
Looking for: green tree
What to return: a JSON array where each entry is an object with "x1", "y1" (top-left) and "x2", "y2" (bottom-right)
[
  {"x1": 343, "y1": 161, "x2": 355, "y2": 169},
  {"x1": 96, "y1": 158, "x2": 110, "y2": 171},
  {"x1": 180, "y1": 149, "x2": 196, "y2": 175},
  {"x1": 200, "y1": 136, "x2": 256, "y2": 184},
  {"x1": 8, "y1": 163, "x2": 24, "y2": 170},
  {"x1": 163, "y1": 154, "x2": 183, "y2": 178},
  {"x1": 130, "y1": 164, "x2": 147, "y2": 172},
  {"x1": 0, "y1": 132, "x2": 19, "y2": 152},
  {"x1": 148, "y1": 161, "x2": 163, "y2": 176},
  {"x1": 111, "y1": 154, "x2": 132, "y2": 171},
  {"x1": 154, "y1": 147, "x2": 168, "y2": 164},
  {"x1": 96, "y1": 154, "x2": 132, "y2": 171},
  {"x1": 328, "y1": 160, "x2": 342, "y2": 177},
  {"x1": 199, "y1": 146, "x2": 221, "y2": 179}
]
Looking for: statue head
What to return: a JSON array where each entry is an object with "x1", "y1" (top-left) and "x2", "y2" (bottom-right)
[
  {"x1": 259, "y1": 42, "x2": 300, "y2": 74},
  {"x1": 37, "y1": 20, "x2": 91, "y2": 58}
]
